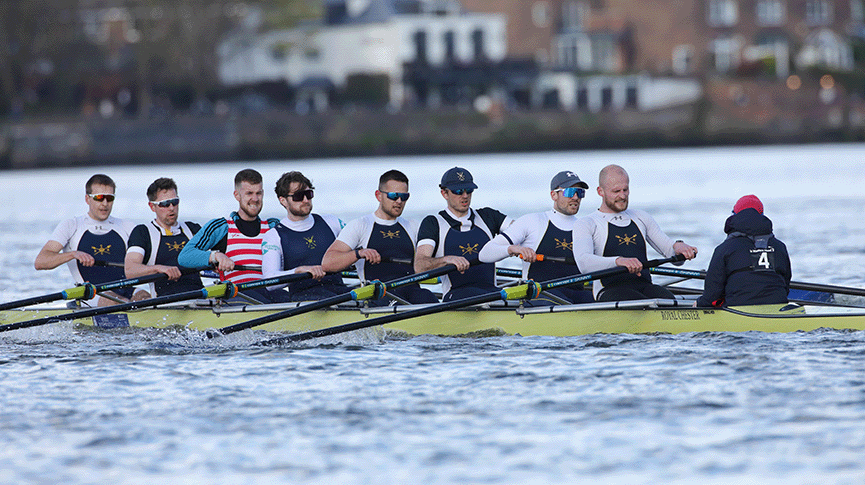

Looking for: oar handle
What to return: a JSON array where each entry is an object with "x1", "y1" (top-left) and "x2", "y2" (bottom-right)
[{"x1": 535, "y1": 254, "x2": 573, "y2": 263}]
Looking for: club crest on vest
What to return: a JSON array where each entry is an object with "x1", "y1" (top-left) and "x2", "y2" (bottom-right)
[
  {"x1": 555, "y1": 238, "x2": 572, "y2": 250},
  {"x1": 92, "y1": 244, "x2": 111, "y2": 255},
  {"x1": 381, "y1": 230, "x2": 401, "y2": 239},
  {"x1": 460, "y1": 243, "x2": 479, "y2": 255},
  {"x1": 616, "y1": 234, "x2": 638, "y2": 245}
]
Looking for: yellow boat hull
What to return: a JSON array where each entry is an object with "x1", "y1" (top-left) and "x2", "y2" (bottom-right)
[{"x1": 2, "y1": 300, "x2": 864, "y2": 337}]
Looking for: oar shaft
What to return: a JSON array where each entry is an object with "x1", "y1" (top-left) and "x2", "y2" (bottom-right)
[
  {"x1": 0, "y1": 287, "x2": 217, "y2": 333},
  {"x1": 269, "y1": 291, "x2": 504, "y2": 344},
  {"x1": 264, "y1": 255, "x2": 685, "y2": 345},
  {"x1": 0, "y1": 272, "x2": 312, "y2": 334},
  {"x1": 650, "y1": 266, "x2": 865, "y2": 298},
  {"x1": 0, "y1": 292, "x2": 66, "y2": 312},
  {"x1": 0, "y1": 266, "x2": 205, "y2": 312}
]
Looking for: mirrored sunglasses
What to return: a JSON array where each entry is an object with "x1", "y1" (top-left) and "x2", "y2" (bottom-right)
[
  {"x1": 88, "y1": 193, "x2": 116, "y2": 202},
  {"x1": 449, "y1": 188, "x2": 474, "y2": 195},
  {"x1": 152, "y1": 197, "x2": 180, "y2": 208},
  {"x1": 288, "y1": 189, "x2": 314, "y2": 202},
  {"x1": 385, "y1": 192, "x2": 410, "y2": 201},
  {"x1": 557, "y1": 187, "x2": 586, "y2": 199}
]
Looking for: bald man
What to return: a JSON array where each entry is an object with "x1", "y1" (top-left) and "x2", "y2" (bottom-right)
[{"x1": 572, "y1": 164, "x2": 697, "y2": 302}]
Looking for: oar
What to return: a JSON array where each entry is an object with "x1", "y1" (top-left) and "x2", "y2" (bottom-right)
[
  {"x1": 0, "y1": 266, "x2": 207, "y2": 312},
  {"x1": 210, "y1": 262, "x2": 473, "y2": 337},
  {"x1": 261, "y1": 255, "x2": 685, "y2": 345},
  {"x1": 650, "y1": 266, "x2": 865, "y2": 298},
  {"x1": 517, "y1": 253, "x2": 574, "y2": 264},
  {"x1": 0, "y1": 272, "x2": 313, "y2": 334}
]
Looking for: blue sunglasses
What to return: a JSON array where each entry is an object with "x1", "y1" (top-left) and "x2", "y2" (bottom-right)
[
  {"x1": 557, "y1": 187, "x2": 586, "y2": 199},
  {"x1": 448, "y1": 188, "x2": 474, "y2": 195},
  {"x1": 385, "y1": 192, "x2": 410, "y2": 201}
]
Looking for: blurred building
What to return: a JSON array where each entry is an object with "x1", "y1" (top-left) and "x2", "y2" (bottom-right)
[{"x1": 218, "y1": 0, "x2": 511, "y2": 110}]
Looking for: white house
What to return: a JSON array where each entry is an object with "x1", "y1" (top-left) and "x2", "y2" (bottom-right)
[{"x1": 217, "y1": 0, "x2": 507, "y2": 109}]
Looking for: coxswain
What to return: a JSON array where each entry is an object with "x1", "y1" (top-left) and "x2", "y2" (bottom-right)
[{"x1": 696, "y1": 195, "x2": 791, "y2": 307}]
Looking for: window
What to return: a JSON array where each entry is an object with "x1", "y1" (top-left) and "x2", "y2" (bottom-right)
[
  {"x1": 672, "y1": 44, "x2": 695, "y2": 74},
  {"x1": 712, "y1": 37, "x2": 741, "y2": 72},
  {"x1": 562, "y1": 1, "x2": 586, "y2": 31},
  {"x1": 532, "y1": 1, "x2": 550, "y2": 28},
  {"x1": 708, "y1": 0, "x2": 738, "y2": 27},
  {"x1": 558, "y1": 35, "x2": 580, "y2": 68},
  {"x1": 756, "y1": 0, "x2": 785, "y2": 26},
  {"x1": 271, "y1": 43, "x2": 290, "y2": 62},
  {"x1": 444, "y1": 31, "x2": 456, "y2": 63},
  {"x1": 472, "y1": 29, "x2": 485, "y2": 61},
  {"x1": 805, "y1": 0, "x2": 832, "y2": 25},
  {"x1": 414, "y1": 31, "x2": 428, "y2": 63},
  {"x1": 853, "y1": 0, "x2": 864, "y2": 24},
  {"x1": 592, "y1": 36, "x2": 616, "y2": 72}
]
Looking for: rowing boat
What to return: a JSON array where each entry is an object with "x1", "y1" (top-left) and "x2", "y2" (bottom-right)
[{"x1": 3, "y1": 298, "x2": 864, "y2": 337}]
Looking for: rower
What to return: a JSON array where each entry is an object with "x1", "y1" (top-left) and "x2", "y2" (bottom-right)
[
  {"x1": 479, "y1": 170, "x2": 593, "y2": 305},
  {"x1": 124, "y1": 178, "x2": 204, "y2": 297},
  {"x1": 696, "y1": 195, "x2": 792, "y2": 307},
  {"x1": 414, "y1": 167, "x2": 513, "y2": 301},
  {"x1": 321, "y1": 169, "x2": 438, "y2": 306},
  {"x1": 260, "y1": 171, "x2": 349, "y2": 301},
  {"x1": 178, "y1": 169, "x2": 288, "y2": 303},
  {"x1": 34, "y1": 174, "x2": 144, "y2": 306},
  {"x1": 573, "y1": 164, "x2": 698, "y2": 301}
]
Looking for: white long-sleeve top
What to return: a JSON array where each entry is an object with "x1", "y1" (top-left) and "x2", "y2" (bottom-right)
[{"x1": 572, "y1": 208, "x2": 678, "y2": 297}]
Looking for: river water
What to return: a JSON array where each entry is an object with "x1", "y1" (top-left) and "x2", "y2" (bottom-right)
[{"x1": 1, "y1": 144, "x2": 864, "y2": 484}]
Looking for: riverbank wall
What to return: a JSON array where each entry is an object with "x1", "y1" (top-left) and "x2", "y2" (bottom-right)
[{"x1": 3, "y1": 91, "x2": 863, "y2": 170}]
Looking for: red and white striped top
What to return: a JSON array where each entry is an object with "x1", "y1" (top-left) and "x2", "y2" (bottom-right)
[{"x1": 220, "y1": 217, "x2": 270, "y2": 284}]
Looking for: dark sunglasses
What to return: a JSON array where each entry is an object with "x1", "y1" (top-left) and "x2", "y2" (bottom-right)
[
  {"x1": 385, "y1": 192, "x2": 410, "y2": 201},
  {"x1": 557, "y1": 187, "x2": 586, "y2": 199},
  {"x1": 152, "y1": 197, "x2": 180, "y2": 208},
  {"x1": 287, "y1": 189, "x2": 314, "y2": 202},
  {"x1": 88, "y1": 193, "x2": 116, "y2": 202},
  {"x1": 449, "y1": 188, "x2": 474, "y2": 195}
]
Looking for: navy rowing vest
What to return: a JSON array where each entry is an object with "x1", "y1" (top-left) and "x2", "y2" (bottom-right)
[
  {"x1": 442, "y1": 217, "x2": 495, "y2": 290},
  {"x1": 602, "y1": 220, "x2": 650, "y2": 287},
  {"x1": 365, "y1": 221, "x2": 414, "y2": 282},
  {"x1": 147, "y1": 223, "x2": 203, "y2": 295},
  {"x1": 528, "y1": 221, "x2": 579, "y2": 282},
  {"x1": 77, "y1": 229, "x2": 134, "y2": 298},
  {"x1": 276, "y1": 214, "x2": 344, "y2": 294}
]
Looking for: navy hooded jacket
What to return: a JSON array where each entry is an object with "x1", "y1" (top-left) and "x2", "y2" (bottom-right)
[{"x1": 696, "y1": 208, "x2": 791, "y2": 307}]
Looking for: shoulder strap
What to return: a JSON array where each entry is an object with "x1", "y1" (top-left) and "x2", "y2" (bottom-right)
[{"x1": 145, "y1": 221, "x2": 161, "y2": 266}]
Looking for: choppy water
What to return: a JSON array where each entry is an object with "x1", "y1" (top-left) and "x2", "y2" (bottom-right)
[{"x1": 2, "y1": 144, "x2": 865, "y2": 484}]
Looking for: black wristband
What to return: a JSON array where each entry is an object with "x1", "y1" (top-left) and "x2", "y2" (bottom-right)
[{"x1": 355, "y1": 249, "x2": 361, "y2": 259}]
